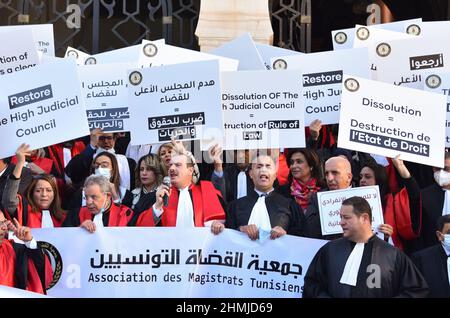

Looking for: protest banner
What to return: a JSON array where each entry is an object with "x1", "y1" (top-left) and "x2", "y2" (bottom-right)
[
  {"x1": 255, "y1": 43, "x2": 302, "y2": 70},
  {"x1": 0, "y1": 59, "x2": 89, "y2": 158},
  {"x1": 221, "y1": 69, "x2": 305, "y2": 150},
  {"x1": 423, "y1": 72, "x2": 450, "y2": 147},
  {"x1": 65, "y1": 46, "x2": 91, "y2": 65},
  {"x1": 210, "y1": 33, "x2": 265, "y2": 70},
  {"x1": 0, "y1": 24, "x2": 54, "y2": 56},
  {"x1": 271, "y1": 48, "x2": 369, "y2": 125},
  {"x1": 0, "y1": 29, "x2": 39, "y2": 76},
  {"x1": 79, "y1": 63, "x2": 133, "y2": 132},
  {"x1": 32, "y1": 227, "x2": 326, "y2": 298},
  {"x1": 127, "y1": 60, "x2": 222, "y2": 147},
  {"x1": 317, "y1": 186, "x2": 383, "y2": 236},
  {"x1": 338, "y1": 75, "x2": 446, "y2": 168}
]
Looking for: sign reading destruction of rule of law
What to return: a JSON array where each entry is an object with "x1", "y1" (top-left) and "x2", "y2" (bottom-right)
[
  {"x1": 0, "y1": 59, "x2": 89, "y2": 158},
  {"x1": 338, "y1": 75, "x2": 446, "y2": 168},
  {"x1": 78, "y1": 63, "x2": 133, "y2": 132},
  {"x1": 221, "y1": 70, "x2": 305, "y2": 150},
  {"x1": 423, "y1": 73, "x2": 450, "y2": 148},
  {"x1": 271, "y1": 48, "x2": 369, "y2": 125},
  {"x1": 127, "y1": 60, "x2": 222, "y2": 146},
  {"x1": 318, "y1": 186, "x2": 384, "y2": 236}
]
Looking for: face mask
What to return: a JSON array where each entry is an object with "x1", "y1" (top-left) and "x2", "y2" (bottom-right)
[
  {"x1": 95, "y1": 167, "x2": 111, "y2": 180},
  {"x1": 434, "y1": 169, "x2": 450, "y2": 187},
  {"x1": 443, "y1": 234, "x2": 450, "y2": 251}
]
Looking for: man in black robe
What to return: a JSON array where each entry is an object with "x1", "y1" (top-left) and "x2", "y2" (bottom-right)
[
  {"x1": 411, "y1": 214, "x2": 450, "y2": 298},
  {"x1": 303, "y1": 196, "x2": 428, "y2": 298},
  {"x1": 224, "y1": 154, "x2": 305, "y2": 239}
]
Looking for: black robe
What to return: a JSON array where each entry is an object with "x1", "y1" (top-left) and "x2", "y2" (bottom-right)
[
  {"x1": 419, "y1": 183, "x2": 445, "y2": 249},
  {"x1": 211, "y1": 164, "x2": 254, "y2": 203},
  {"x1": 226, "y1": 190, "x2": 305, "y2": 237},
  {"x1": 303, "y1": 236, "x2": 428, "y2": 298},
  {"x1": 411, "y1": 244, "x2": 450, "y2": 298}
]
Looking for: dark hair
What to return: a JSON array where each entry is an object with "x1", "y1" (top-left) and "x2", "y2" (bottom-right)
[
  {"x1": 91, "y1": 151, "x2": 121, "y2": 193},
  {"x1": 360, "y1": 160, "x2": 390, "y2": 198},
  {"x1": 436, "y1": 214, "x2": 450, "y2": 232},
  {"x1": 25, "y1": 174, "x2": 65, "y2": 221},
  {"x1": 286, "y1": 148, "x2": 324, "y2": 183},
  {"x1": 342, "y1": 196, "x2": 372, "y2": 223},
  {"x1": 135, "y1": 154, "x2": 163, "y2": 188}
]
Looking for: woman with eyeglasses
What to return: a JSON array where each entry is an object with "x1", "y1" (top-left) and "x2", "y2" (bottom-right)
[
  {"x1": 128, "y1": 154, "x2": 164, "y2": 225},
  {"x1": 1, "y1": 144, "x2": 66, "y2": 228},
  {"x1": 66, "y1": 151, "x2": 133, "y2": 209}
]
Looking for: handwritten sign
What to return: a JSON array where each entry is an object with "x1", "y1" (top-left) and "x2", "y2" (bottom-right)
[
  {"x1": 0, "y1": 59, "x2": 89, "y2": 158},
  {"x1": 338, "y1": 75, "x2": 446, "y2": 168},
  {"x1": 221, "y1": 70, "x2": 305, "y2": 150},
  {"x1": 127, "y1": 60, "x2": 222, "y2": 146},
  {"x1": 318, "y1": 186, "x2": 384, "y2": 236}
]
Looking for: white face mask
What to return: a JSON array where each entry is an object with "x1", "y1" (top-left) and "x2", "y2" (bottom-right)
[
  {"x1": 443, "y1": 234, "x2": 450, "y2": 251},
  {"x1": 434, "y1": 169, "x2": 450, "y2": 187},
  {"x1": 95, "y1": 167, "x2": 111, "y2": 180}
]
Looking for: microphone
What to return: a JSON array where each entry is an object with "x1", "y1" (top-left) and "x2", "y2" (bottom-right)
[{"x1": 162, "y1": 176, "x2": 171, "y2": 206}]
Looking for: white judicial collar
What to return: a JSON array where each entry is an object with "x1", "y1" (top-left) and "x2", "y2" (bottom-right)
[
  {"x1": 248, "y1": 194, "x2": 271, "y2": 233},
  {"x1": 175, "y1": 186, "x2": 195, "y2": 228},
  {"x1": 340, "y1": 242, "x2": 365, "y2": 286},
  {"x1": 41, "y1": 210, "x2": 54, "y2": 228},
  {"x1": 93, "y1": 211, "x2": 104, "y2": 228},
  {"x1": 443, "y1": 189, "x2": 450, "y2": 216},
  {"x1": 237, "y1": 171, "x2": 247, "y2": 199}
]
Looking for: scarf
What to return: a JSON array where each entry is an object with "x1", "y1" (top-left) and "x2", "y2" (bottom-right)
[{"x1": 290, "y1": 178, "x2": 320, "y2": 210}]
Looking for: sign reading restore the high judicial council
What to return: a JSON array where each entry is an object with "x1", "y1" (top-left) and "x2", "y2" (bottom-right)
[
  {"x1": 271, "y1": 48, "x2": 369, "y2": 125},
  {"x1": 127, "y1": 60, "x2": 222, "y2": 147},
  {"x1": 32, "y1": 227, "x2": 327, "y2": 298},
  {"x1": 0, "y1": 59, "x2": 89, "y2": 159},
  {"x1": 338, "y1": 75, "x2": 446, "y2": 168},
  {"x1": 221, "y1": 70, "x2": 305, "y2": 150},
  {"x1": 317, "y1": 186, "x2": 384, "y2": 236}
]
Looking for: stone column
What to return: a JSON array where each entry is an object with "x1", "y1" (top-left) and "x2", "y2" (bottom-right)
[{"x1": 195, "y1": 0, "x2": 273, "y2": 52}]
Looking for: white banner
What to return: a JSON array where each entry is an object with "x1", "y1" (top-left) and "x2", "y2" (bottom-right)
[
  {"x1": 317, "y1": 186, "x2": 384, "y2": 236},
  {"x1": 79, "y1": 63, "x2": 133, "y2": 132},
  {"x1": 65, "y1": 46, "x2": 91, "y2": 65},
  {"x1": 0, "y1": 24, "x2": 54, "y2": 57},
  {"x1": 338, "y1": 75, "x2": 446, "y2": 168},
  {"x1": 127, "y1": 60, "x2": 222, "y2": 147},
  {"x1": 32, "y1": 227, "x2": 326, "y2": 298},
  {"x1": 138, "y1": 41, "x2": 238, "y2": 71},
  {"x1": 255, "y1": 43, "x2": 302, "y2": 70},
  {"x1": 0, "y1": 29, "x2": 39, "y2": 76},
  {"x1": 271, "y1": 48, "x2": 369, "y2": 125},
  {"x1": 375, "y1": 36, "x2": 450, "y2": 89},
  {"x1": 0, "y1": 59, "x2": 89, "y2": 158},
  {"x1": 423, "y1": 73, "x2": 450, "y2": 147},
  {"x1": 221, "y1": 70, "x2": 305, "y2": 150}
]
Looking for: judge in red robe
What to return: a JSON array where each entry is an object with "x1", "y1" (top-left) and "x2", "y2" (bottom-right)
[
  {"x1": 136, "y1": 151, "x2": 226, "y2": 230},
  {"x1": 63, "y1": 174, "x2": 133, "y2": 231},
  {"x1": 0, "y1": 212, "x2": 48, "y2": 294}
]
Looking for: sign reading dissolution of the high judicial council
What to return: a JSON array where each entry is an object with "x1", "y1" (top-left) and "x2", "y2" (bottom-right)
[{"x1": 338, "y1": 75, "x2": 446, "y2": 168}]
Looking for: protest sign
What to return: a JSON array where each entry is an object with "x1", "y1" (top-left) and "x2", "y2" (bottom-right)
[{"x1": 0, "y1": 29, "x2": 39, "y2": 76}]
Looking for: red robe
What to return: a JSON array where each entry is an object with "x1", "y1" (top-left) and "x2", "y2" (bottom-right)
[
  {"x1": 47, "y1": 142, "x2": 86, "y2": 178},
  {"x1": 136, "y1": 181, "x2": 225, "y2": 227},
  {"x1": 11, "y1": 156, "x2": 54, "y2": 174},
  {"x1": 0, "y1": 239, "x2": 47, "y2": 294},
  {"x1": 6, "y1": 195, "x2": 65, "y2": 228},
  {"x1": 78, "y1": 203, "x2": 133, "y2": 226}
]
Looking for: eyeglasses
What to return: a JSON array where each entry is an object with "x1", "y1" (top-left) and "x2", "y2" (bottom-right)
[{"x1": 99, "y1": 136, "x2": 114, "y2": 141}]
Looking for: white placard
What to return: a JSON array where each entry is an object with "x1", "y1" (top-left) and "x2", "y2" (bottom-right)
[
  {"x1": 271, "y1": 48, "x2": 369, "y2": 125},
  {"x1": 332, "y1": 27, "x2": 355, "y2": 50},
  {"x1": 33, "y1": 227, "x2": 326, "y2": 298},
  {"x1": 221, "y1": 70, "x2": 305, "y2": 150},
  {"x1": 419, "y1": 21, "x2": 450, "y2": 39},
  {"x1": 0, "y1": 29, "x2": 39, "y2": 76},
  {"x1": 79, "y1": 63, "x2": 133, "y2": 132},
  {"x1": 138, "y1": 41, "x2": 238, "y2": 71},
  {"x1": 0, "y1": 59, "x2": 89, "y2": 158},
  {"x1": 423, "y1": 72, "x2": 450, "y2": 147},
  {"x1": 0, "y1": 24, "x2": 54, "y2": 56},
  {"x1": 338, "y1": 75, "x2": 446, "y2": 168},
  {"x1": 317, "y1": 186, "x2": 384, "y2": 236},
  {"x1": 255, "y1": 43, "x2": 302, "y2": 70},
  {"x1": 127, "y1": 60, "x2": 222, "y2": 146},
  {"x1": 375, "y1": 36, "x2": 450, "y2": 89},
  {"x1": 83, "y1": 44, "x2": 141, "y2": 65},
  {"x1": 210, "y1": 33, "x2": 265, "y2": 70},
  {"x1": 65, "y1": 46, "x2": 91, "y2": 65}
]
